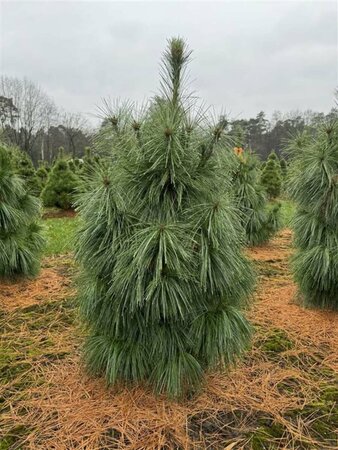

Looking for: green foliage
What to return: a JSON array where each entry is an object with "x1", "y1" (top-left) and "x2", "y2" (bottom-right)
[
  {"x1": 80, "y1": 146, "x2": 94, "y2": 176},
  {"x1": 44, "y1": 161, "x2": 51, "y2": 172},
  {"x1": 79, "y1": 146, "x2": 102, "y2": 179},
  {"x1": 261, "y1": 151, "x2": 282, "y2": 198},
  {"x1": 230, "y1": 124, "x2": 246, "y2": 148},
  {"x1": 41, "y1": 157, "x2": 80, "y2": 210},
  {"x1": 83, "y1": 146, "x2": 92, "y2": 160},
  {"x1": 16, "y1": 151, "x2": 41, "y2": 196},
  {"x1": 73, "y1": 157, "x2": 83, "y2": 172},
  {"x1": 0, "y1": 143, "x2": 44, "y2": 277},
  {"x1": 68, "y1": 159, "x2": 76, "y2": 173},
  {"x1": 268, "y1": 150, "x2": 278, "y2": 160},
  {"x1": 67, "y1": 156, "x2": 85, "y2": 176},
  {"x1": 280, "y1": 158, "x2": 287, "y2": 178},
  {"x1": 287, "y1": 123, "x2": 338, "y2": 310},
  {"x1": 36, "y1": 162, "x2": 49, "y2": 192},
  {"x1": 75, "y1": 38, "x2": 255, "y2": 397},
  {"x1": 233, "y1": 151, "x2": 281, "y2": 245}
]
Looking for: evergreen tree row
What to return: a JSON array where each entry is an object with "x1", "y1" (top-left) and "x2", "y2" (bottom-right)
[
  {"x1": 287, "y1": 122, "x2": 338, "y2": 310},
  {"x1": 0, "y1": 144, "x2": 45, "y2": 277},
  {"x1": 4, "y1": 146, "x2": 102, "y2": 210},
  {"x1": 233, "y1": 150, "x2": 281, "y2": 245},
  {"x1": 261, "y1": 151, "x2": 283, "y2": 199}
]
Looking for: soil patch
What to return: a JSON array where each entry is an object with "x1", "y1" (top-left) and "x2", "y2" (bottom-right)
[{"x1": 42, "y1": 209, "x2": 77, "y2": 219}]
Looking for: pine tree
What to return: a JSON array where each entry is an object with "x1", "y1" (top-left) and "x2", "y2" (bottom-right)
[
  {"x1": 280, "y1": 158, "x2": 287, "y2": 178},
  {"x1": 261, "y1": 151, "x2": 282, "y2": 198},
  {"x1": 36, "y1": 161, "x2": 49, "y2": 192},
  {"x1": 75, "y1": 38, "x2": 254, "y2": 397},
  {"x1": 287, "y1": 123, "x2": 338, "y2": 310},
  {"x1": 16, "y1": 151, "x2": 41, "y2": 196},
  {"x1": 41, "y1": 153, "x2": 79, "y2": 210},
  {"x1": 0, "y1": 143, "x2": 44, "y2": 277},
  {"x1": 231, "y1": 124, "x2": 246, "y2": 150},
  {"x1": 233, "y1": 151, "x2": 281, "y2": 246},
  {"x1": 268, "y1": 150, "x2": 279, "y2": 162}
]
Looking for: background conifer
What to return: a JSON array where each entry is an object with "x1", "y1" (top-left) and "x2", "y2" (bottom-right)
[
  {"x1": 41, "y1": 151, "x2": 79, "y2": 209},
  {"x1": 233, "y1": 151, "x2": 281, "y2": 245},
  {"x1": 280, "y1": 157, "x2": 287, "y2": 178},
  {"x1": 287, "y1": 123, "x2": 338, "y2": 310},
  {"x1": 261, "y1": 151, "x2": 282, "y2": 198},
  {"x1": 16, "y1": 151, "x2": 40, "y2": 196},
  {"x1": 36, "y1": 161, "x2": 49, "y2": 193},
  {"x1": 0, "y1": 143, "x2": 44, "y2": 277}
]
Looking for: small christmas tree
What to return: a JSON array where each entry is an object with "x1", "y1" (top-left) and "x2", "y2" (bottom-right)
[
  {"x1": 16, "y1": 151, "x2": 41, "y2": 196},
  {"x1": 0, "y1": 144, "x2": 44, "y2": 277},
  {"x1": 231, "y1": 124, "x2": 246, "y2": 149},
  {"x1": 75, "y1": 38, "x2": 254, "y2": 397},
  {"x1": 280, "y1": 158, "x2": 287, "y2": 178},
  {"x1": 233, "y1": 151, "x2": 281, "y2": 246},
  {"x1": 36, "y1": 162, "x2": 49, "y2": 192},
  {"x1": 287, "y1": 123, "x2": 338, "y2": 310},
  {"x1": 268, "y1": 150, "x2": 279, "y2": 162},
  {"x1": 261, "y1": 151, "x2": 282, "y2": 198},
  {"x1": 41, "y1": 152, "x2": 79, "y2": 210}
]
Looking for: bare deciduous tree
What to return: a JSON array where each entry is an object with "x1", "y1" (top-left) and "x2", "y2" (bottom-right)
[
  {"x1": 0, "y1": 95, "x2": 19, "y2": 127},
  {"x1": 58, "y1": 111, "x2": 89, "y2": 157},
  {"x1": 0, "y1": 76, "x2": 57, "y2": 156}
]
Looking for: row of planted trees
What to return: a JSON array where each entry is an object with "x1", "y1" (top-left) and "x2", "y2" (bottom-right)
[
  {"x1": 0, "y1": 38, "x2": 337, "y2": 398},
  {"x1": 10, "y1": 137, "x2": 287, "y2": 216},
  {"x1": 7, "y1": 146, "x2": 99, "y2": 209},
  {"x1": 233, "y1": 124, "x2": 287, "y2": 200}
]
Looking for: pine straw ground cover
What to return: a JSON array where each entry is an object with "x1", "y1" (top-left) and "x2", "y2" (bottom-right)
[{"x1": 0, "y1": 229, "x2": 337, "y2": 450}]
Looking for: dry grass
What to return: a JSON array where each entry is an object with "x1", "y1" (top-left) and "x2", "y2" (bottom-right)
[{"x1": 0, "y1": 230, "x2": 337, "y2": 450}]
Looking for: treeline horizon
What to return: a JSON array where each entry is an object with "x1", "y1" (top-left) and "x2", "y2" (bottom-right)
[{"x1": 1, "y1": 75, "x2": 337, "y2": 165}]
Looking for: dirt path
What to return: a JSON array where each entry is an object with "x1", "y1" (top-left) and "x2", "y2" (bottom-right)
[
  {"x1": 248, "y1": 229, "x2": 338, "y2": 373},
  {"x1": 42, "y1": 209, "x2": 77, "y2": 219}
]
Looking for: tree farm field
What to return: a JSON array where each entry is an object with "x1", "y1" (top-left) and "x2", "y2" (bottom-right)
[{"x1": 1, "y1": 201, "x2": 337, "y2": 450}]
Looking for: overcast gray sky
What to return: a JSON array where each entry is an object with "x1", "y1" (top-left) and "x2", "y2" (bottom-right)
[{"x1": 1, "y1": 0, "x2": 337, "y2": 123}]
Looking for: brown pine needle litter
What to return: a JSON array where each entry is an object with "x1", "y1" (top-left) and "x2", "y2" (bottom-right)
[
  {"x1": 1, "y1": 230, "x2": 337, "y2": 449},
  {"x1": 0, "y1": 256, "x2": 75, "y2": 312}
]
